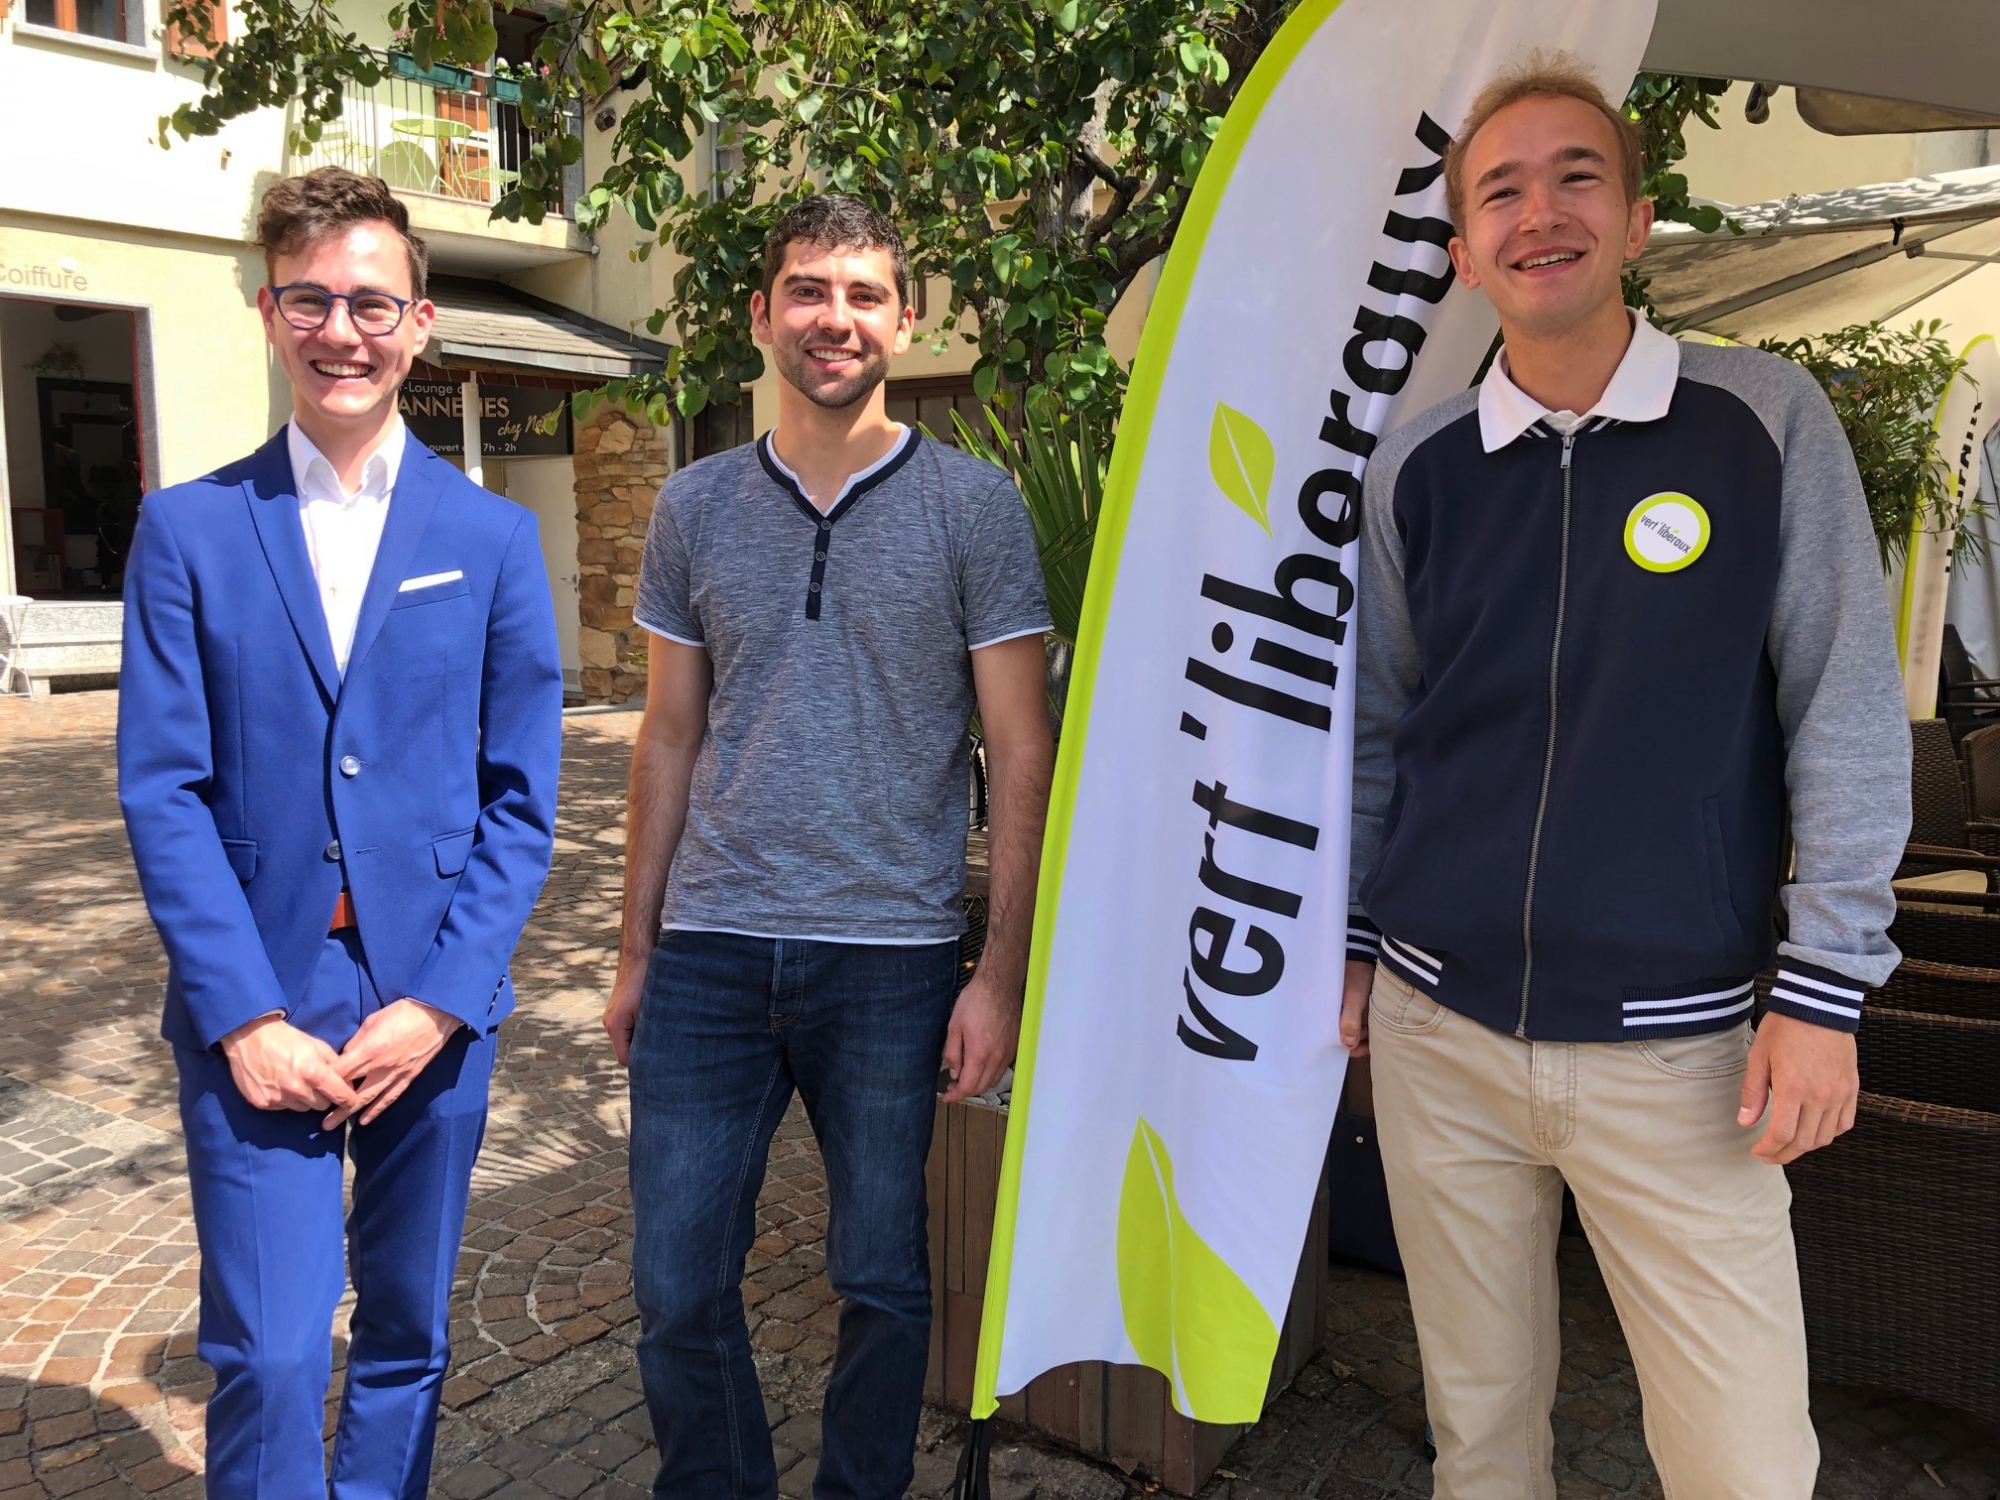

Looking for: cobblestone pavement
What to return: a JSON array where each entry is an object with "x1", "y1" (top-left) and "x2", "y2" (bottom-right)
[{"x1": 1, "y1": 690, "x2": 1994, "y2": 1500}]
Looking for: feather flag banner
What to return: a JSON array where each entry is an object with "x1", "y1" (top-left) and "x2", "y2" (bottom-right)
[{"x1": 973, "y1": 0, "x2": 1658, "y2": 1423}]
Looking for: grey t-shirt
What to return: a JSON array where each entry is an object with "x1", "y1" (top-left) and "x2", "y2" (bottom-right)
[{"x1": 634, "y1": 427, "x2": 1051, "y2": 941}]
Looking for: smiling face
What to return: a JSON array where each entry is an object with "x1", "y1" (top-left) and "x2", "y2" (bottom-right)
[
  {"x1": 1447, "y1": 93, "x2": 1653, "y2": 340},
  {"x1": 750, "y1": 239, "x2": 914, "y2": 410},
  {"x1": 257, "y1": 221, "x2": 434, "y2": 438}
]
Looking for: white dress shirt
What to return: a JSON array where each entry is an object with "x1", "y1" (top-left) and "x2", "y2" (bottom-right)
[
  {"x1": 1477, "y1": 308, "x2": 1682, "y2": 452},
  {"x1": 287, "y1": 417, "x2": 406, "y2": 674}
]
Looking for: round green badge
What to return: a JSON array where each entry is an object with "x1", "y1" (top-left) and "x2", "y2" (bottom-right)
[{"x1": 1624, "y1": 492, "x2": 1710, "y2": 573}]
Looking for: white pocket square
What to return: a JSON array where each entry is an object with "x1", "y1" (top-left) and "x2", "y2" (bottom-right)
[{"x1": 399, "y1": 570, "x2": 464, "y2": 593}]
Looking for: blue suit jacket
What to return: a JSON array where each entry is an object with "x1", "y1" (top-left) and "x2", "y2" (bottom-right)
[{"x1": 118, "y1": 429, "x2": 564, "y2": 1051}]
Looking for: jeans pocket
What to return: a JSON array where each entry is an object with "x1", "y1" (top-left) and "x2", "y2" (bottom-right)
[
  {"x1": 1369, "y1": 968, "x2": 1449, "y2": 1034},
  {"x1": 1637, "y1": 1022, "x2": 1752, "y2": 1079}
]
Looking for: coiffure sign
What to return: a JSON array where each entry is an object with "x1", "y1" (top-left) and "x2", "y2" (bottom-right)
[{"x1": 0, "y1": 256, "x2": 90, "y2": 294}]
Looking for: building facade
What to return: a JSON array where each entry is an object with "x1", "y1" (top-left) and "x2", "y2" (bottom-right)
[{"x1": 0, "y1": 0, "x2": 1150, "y2": 701}]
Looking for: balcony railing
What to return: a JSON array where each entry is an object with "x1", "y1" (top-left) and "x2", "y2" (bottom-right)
[{"x1": 288, "y1": 55, "x2": 584, "y2": 217}]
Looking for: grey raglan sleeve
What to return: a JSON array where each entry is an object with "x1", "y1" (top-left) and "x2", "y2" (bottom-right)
[
  {"x1": 1758, "y1": 356, "x2": 1911, "y2": 1031},
  {"x1": 1346, "y1": 439, "x2": 1425, "y2": 966},
  {"x1": 962, "y1": 473, "x2": 1052, "y2": 649},
  {"x1": 633, "y1": 478, "x2": 703, "y2": 646}
]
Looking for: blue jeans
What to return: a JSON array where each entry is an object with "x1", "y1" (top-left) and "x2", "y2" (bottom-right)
[{"x1": 628, "y1": 930, "x2": 959, "y2": 1500}]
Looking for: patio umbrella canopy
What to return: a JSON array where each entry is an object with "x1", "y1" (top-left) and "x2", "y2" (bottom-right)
[
  {"x1": 1638, "y1": 171, "x2": 2000, "y2": 343},
  {"x1": 1644, "y1": 0, "x2": 2000, "y2": 118}
]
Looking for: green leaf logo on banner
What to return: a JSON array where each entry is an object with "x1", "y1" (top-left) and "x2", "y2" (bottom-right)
[
  {"x1": 1208, "y1": 402, "x2": 1276, "y2": 534},
  {"x1": 1116, "y1": 1117, "x2": 1280, "y2": 1422}
]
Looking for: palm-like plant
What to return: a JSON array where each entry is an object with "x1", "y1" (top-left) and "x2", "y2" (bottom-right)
[{"x1": 952, "y1": 403, "x2": 1108, "y2": 736}]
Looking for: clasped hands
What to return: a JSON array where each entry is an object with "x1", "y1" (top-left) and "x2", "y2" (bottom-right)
[{"x1": 220, "y1": 1000, "x2": 460, "y2": 1129}]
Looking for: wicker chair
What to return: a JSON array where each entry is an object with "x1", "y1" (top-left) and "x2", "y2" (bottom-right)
[
  {"x1": 1856, "y1": 1006, "x2": 2000, "y2": 1114},
  {"x1": 1873, "y1": 957, "x2": 2000, "y2": 1021},
  {"x1": 1897, "y1": 721, "x2": 2000, "y2": 910},
  {"x1": 1907, "y1": 718, "x2": 2000, "y2": 856},
  {"x1": 1790, "y1": 1092, "x2": 2000, "y2": 1430},
  {"x1": 1938, "y1": 623, "x2": 2000, "y2": 746},
  {"x1": 1962, "y1": 722, "x2": 2000, "y2": 822},
  {"x1": 1889, "y1": 902, "x2": 2000, "y2": 968}
]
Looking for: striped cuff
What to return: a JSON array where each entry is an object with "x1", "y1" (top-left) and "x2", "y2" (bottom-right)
[
  {"x1": 1346, "y1": 914, "x2": 1381, "y2": 966},
  {"x1": 1379, "y1": 934, "x2": 1442, "y2": 993},
  {"x1": 1763, "y1": 960, "x2": 1867, "y2": 1033}
]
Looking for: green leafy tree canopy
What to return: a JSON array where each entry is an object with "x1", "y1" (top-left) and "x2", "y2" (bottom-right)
[
  {"x1": 164, "y1": 0, "x2": 1305, "y2": 434},
  {"x1": 161, "y1": 0, "x2": 1757, "y2": 429}
]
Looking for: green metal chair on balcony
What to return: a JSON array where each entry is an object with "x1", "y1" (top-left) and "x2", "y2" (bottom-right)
[{"x1": 378, "y1": 139, "x2": 444, "y2": 194}]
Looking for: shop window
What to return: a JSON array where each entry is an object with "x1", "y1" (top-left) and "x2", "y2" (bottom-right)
[
  {"x1": 23, "y1": 0, "x2": 143, "y2": 45},
  {"x1": 689, "y1": 399, "x2": 753, "y2": 461},
  {"x1": 3, "y1": 299, "x2": 145, "y2": 599},
  {"x1": 34, "y1": 381, "x2": 142, "y2": 594},
  {"x1": 886, "y1": 375, "x2": 999, "y2": 448},
  {"x1": 709, "y1": 124, "x2": 743, "y2": 198}
]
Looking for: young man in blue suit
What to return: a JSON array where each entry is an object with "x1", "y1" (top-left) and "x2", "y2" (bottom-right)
[{"x1": 117, "y1": 167, "x2": 564, "y2": 1500}]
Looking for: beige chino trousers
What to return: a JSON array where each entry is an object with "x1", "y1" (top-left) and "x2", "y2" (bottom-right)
[{"x1": 1367, "y1": 966, "x2": 1819, "y2": 1500}]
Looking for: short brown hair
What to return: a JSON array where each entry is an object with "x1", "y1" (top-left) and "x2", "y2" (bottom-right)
[
  {"x1": 256, "y1": 167, "x2": 430, "y2": 300},
  {"x1": 761, "y1": 194, "x2": 909, "y2": 308},
  {"x1": 1444, "y1": 53, "x2": 1644, "y2": 232}
]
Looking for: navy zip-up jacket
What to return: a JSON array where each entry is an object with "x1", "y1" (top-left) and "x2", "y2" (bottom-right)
[{"x1": 1347, "y1": 325, "x2": 1909, "y2": 1042}]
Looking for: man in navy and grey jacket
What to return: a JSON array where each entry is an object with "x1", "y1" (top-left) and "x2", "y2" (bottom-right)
[{"x1": 1337, "y1": 59, "x2": 1909, "y2": 1500}]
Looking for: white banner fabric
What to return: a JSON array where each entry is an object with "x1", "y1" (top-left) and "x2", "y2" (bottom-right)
[
  {"x1": 973, "y1": 0, "x2": 1659, "y2": 1423},
  {"x1": 1898, "y1": 334, "x2": 1999, "y2": 716}
]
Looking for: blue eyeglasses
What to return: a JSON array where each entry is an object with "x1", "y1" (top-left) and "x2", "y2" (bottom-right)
[{"x1": 270, "y1": 283, "x2": 413, "y2": 336}]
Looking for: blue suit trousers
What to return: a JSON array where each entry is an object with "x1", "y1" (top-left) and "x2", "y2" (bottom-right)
[{"x1": 177, "y1": 931, "x2": 494, "y2": 1500}]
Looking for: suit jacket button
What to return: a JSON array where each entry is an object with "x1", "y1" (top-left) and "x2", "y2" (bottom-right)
[
  {"x1": 339, "y1": 755, "x2": 362, "y2": 777},
  {"x1": 324, "y1": 840, "x2": 342, "y2": 862}
]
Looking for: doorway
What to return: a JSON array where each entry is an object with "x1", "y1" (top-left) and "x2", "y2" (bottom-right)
[
  {"x1": 1, "y1": 297, "x2": 146, "y2": 599},
  {"x1": 505, "y1": 455, "x2": 583, "y2": 700}
]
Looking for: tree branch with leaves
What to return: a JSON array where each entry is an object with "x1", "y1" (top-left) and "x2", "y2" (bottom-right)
[{"x1": 162, "y1": 0, "x2": 1304, "y2": 442}]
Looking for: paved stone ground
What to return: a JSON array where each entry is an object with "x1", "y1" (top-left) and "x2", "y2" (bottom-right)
[{"x1": 0, "y1": 690, "x2": 1993, "y2": 1500}]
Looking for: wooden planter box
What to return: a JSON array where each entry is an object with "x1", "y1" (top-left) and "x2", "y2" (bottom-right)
[{"x1": 923, "y1": 1094, "x2": 1329, "y2": 1494}]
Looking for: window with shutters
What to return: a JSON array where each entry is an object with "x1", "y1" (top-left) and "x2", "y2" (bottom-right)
[
  {"x1": 689, "y1": 399, "x2": 755, "y2": 461},
  {"x1": 22, "y1": 0, "x2": 145, "y2": 45},
  {"x1": 708, "y1": 124, "x2": 743, "y2": 198},
  {"x1": 165, "y1": 0, "x2": 228, "y2": 59},
  {"x1": 885, "y1": 375, "x2": 1005, "y2": 447}
]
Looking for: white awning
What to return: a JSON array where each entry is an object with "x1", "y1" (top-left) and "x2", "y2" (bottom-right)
[
  {"x1": 1645, "y1": 0, "x2": 2000, "y2": 118},
  {"x1": 1639, "y1": 169, "x2": 2000, "y2": 342},
  {"x1": 422, "y1": 279, "x2": 670, "y2": 380}
]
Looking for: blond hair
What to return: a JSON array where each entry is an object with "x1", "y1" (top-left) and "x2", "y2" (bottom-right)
[{"x1": 1443, "y1": 52, "x2": 1644, "y2": 232}]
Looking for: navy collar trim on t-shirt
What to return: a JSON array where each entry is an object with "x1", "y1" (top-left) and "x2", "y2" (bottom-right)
[{"x1": 755, "y1": 427, "x2": 922, "y2": 620}]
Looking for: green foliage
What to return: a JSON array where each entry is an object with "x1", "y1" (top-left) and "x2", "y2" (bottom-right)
[
  {"x1": 1620, "y1": 73, "x2": 1741, "y2": 320},
  {"x1": 159, "y1": 0, "x2": 387, "y2": 150},
  {"x1": 952, "y1": 399, "x2": 1106, "y2": 734},
  {"x1": 161, "y1": 0, "x2": 1302, "y2": 430},
  {"x1": 1759, "y1": 320, "x2": 1973, "y2": 561},
  {"x1": 952, "y1": 402, "x2": 1104, "y2": 646}
]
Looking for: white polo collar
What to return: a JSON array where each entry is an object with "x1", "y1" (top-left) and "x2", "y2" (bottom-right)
[
  {"x1": 1478, "y1": 310, "x2": 1681, "y2": 453},
  {"x1": 287, "y1": 415, "x2": 408, "y2": 504}
]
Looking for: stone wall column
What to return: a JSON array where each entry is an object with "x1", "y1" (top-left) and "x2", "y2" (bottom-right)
[{"x1": 572, "y1": 405, "x2": 671, "y2": 704}]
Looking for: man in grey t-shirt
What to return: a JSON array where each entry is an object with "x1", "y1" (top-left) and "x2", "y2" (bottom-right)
[{"x1": 604, "y1": 196, "x2": 1054, "y2": 1500}]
